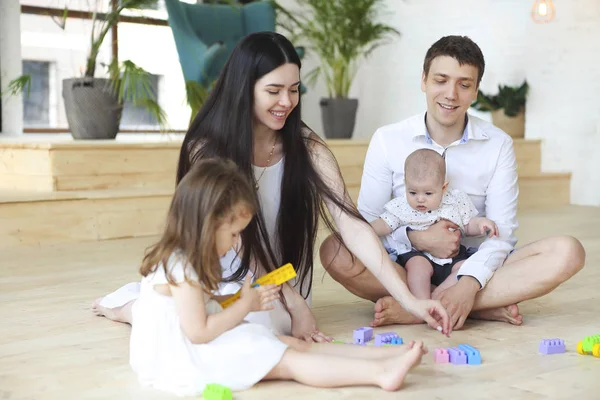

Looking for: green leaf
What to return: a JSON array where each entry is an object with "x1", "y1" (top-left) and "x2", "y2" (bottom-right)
[
  {"x1": 472, "y1": 80, "x2": 528, "y2": 116},
  {"x1": 1, "y1": 75, "x2": 32, "y2": 98},
  {"x1": 274, "y1": 0, "x2": 400, "y2": 98}
]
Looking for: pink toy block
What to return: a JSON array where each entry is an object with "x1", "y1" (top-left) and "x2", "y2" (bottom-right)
[
  {"x1": 374, "y1": 332, "x2": 401, "y2": 346},
  {"x1": 353, "y1": 327, "x2": 373, "y2": 344},
  {"x1": 448, "y1": 347, "x2": 467, "y2": 364},
  {"x1": 539, "y1": 339, "x2": 565, "y2": 354},
  {"x1": 434, "y1": 348, "x2": 450, "y2": 363}
]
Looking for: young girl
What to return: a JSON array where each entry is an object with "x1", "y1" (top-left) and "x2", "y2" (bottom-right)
[{"x1": 129, "y1": 159, "x2": 427, "y2": 396}]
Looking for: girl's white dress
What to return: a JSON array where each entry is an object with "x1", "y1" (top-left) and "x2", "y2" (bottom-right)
[{"x1": 129, "y1": 253, "x2": 288, "y2": 397}]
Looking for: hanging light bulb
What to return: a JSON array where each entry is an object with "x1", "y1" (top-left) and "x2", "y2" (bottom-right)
[{"x1": 532, "y1": 0, "x2": 555, "y2": 23}]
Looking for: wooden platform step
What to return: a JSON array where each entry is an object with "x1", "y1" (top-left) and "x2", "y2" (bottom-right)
[
  {"x1": 0, "y1": 189, "x2": 171, "y2": 248},
  {"x1": 0, "y1": 138, "x2": 541, "y2": 192},
  {"x1": 0, "y1": 137, "x2": 570, "y2": 248},
  {"x1": 346, "y1": 172, "x2": 571, "y2": 210}
]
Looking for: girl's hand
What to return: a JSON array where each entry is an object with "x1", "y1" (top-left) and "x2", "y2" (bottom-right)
[
  {"x1": 240, "y1": 274, "x2": 281, "y2": 312},
  {"x1": 405, "y1": 298, "x2": 451, "y2": 337}
]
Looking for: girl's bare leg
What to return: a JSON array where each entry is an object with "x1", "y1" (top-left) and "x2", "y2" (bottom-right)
[
  {"x1": 264, "y1": 342, "x2": 425, "y2": 391},
  {"x1": 278, "y1": 336, "x2": 425, "y2": 359}
]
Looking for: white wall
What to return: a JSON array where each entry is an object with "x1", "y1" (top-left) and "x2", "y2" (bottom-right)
[
  {"x1": 1, "y1": 0, "x2": 24, "y2": 136},
  {"x1": 283, "y1": 0, "x2": 600, "y2": 206}
]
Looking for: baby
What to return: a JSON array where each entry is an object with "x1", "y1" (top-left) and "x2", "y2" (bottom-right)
[{"x1": 370, "y1": 148, "x2": 497, "y2": 299}]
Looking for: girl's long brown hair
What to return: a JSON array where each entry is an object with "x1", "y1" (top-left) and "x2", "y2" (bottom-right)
[{"x1": 140, "y1": 159, "x2": 256, "y2": 291}]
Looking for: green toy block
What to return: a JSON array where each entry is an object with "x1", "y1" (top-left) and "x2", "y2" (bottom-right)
[
  {"x1": 202, "y1": 383, "x2": 232, "y2": 400},
  {"x1": 332, "y1": 340, "x2": 345, "y2": 344},
  {"x1": 582, "y1": 335, "x2": 600, "y2": 353}
]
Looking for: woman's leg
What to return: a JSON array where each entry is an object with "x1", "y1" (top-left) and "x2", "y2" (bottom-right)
[
  {"x1": 91, "y1": 298, "x2": 134, "y2": 324},
  {"x1": 263, "y1": 342, "x2": 425, "y2": 391}
]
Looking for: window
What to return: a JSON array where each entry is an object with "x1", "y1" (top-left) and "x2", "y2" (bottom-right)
[
  {"x1": 120, "y1": 73, "x2": 161, "y2": 129},
  {"x1": 22, "y1": 60, "x2": 51, "y2": 127}
]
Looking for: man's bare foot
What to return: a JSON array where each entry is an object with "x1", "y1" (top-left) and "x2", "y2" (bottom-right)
[
  {"x1": 378, "y1": 341, "x2": 425, "y2": 391},
  {"x1": 91, "y1": 298, "x2": 134, "y2": 325},
  {"x1": 372, "y1": 296, "x2": 423, "y2": 327},
  {"x1": 470, "y1": 304, "x2": 523, "y2": 325}
]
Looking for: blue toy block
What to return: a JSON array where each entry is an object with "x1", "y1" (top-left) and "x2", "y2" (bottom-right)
[
  {"x1": 448, "y1": 347, "x2": 467, "y2": 364},
  {"x1": 353, "y1": 327, "x2": 373, "y2": 344},
  {"x1": 539, "y1": 339, "x2": 565, "y2": 355},
  {"x1": 374, "y1": 332, "x2": 401, "y2": 346},
  {"x1": 458, "y1": 344, "x2": 482, "y2": 365}
]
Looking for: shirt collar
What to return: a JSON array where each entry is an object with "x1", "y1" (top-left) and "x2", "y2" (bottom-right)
[{"x1": 413, "y1": 112, "x2": 489, "y2": 144}]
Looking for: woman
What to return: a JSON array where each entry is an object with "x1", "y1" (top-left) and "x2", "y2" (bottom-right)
[{"x1": 93, "y1": 32, "x2": 450, "y2": 340}]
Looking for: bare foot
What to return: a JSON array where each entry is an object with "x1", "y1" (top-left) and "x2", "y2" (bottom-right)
[
  {"x1": 372, "y1": 296, "x2": 423, "y2": 327},
  {"x1": 91, "y1": 298, "x2": 134, "y2": 325},
  {"x1": 470, "y1": 304, "x2": 523, "y2": 325},
  {"x1": 378, "y1": 341, "x2": 425, "y2": 391}
]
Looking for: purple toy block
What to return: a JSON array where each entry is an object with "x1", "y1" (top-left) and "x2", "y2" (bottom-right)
[
  {"x1": 434, "y1": 348, "x2": 450, "y2": 363},
  {"x1": 374, "y1": 332, "x2": 401, "y2": 346},
  {"x1": 539, "y1": 339, "x2": 565, "y2": 354},
  {"x1": 448, "y1": 347, "x2": 467, "y2": 364},
  {"x1": 353, "y1": 327, "x2": 373, "y2": 344}
]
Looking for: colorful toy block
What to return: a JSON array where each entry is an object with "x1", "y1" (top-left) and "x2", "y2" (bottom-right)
[
  {"x1": 448, "y1": 347, "x2": 468, "y2": 364},
  {"x1": 434, "y1": 348, "x2": 450, "y2": 363},
  {"x1": 577, "y1": 334, "x2": 600, "y2": 357},
  {"x1": 202, "y1": 383, "x2": 232, "y2": 400},
  {"x1": 458, "y1": 344, "x2": 482, "y2": 365},
  {"x1": 220, "y1": 263, "x2": 296, "y2": 308},
  {"x1": 353, "y1": 327, "x2": 373, "y2": 344},
  {"x1": 539, "y1": 339, "x2": 565, "y2": 355},
  {"x1": 374, "y1": 332, "x2": 402, "y2": 346},
  {"x1": 577, "y1": 335, "x2": 600, "y2": 354}
]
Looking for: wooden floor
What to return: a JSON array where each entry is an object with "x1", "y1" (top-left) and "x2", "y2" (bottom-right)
[{"x1": 1, "y1": 205, "x2": 599, "y2": 399}]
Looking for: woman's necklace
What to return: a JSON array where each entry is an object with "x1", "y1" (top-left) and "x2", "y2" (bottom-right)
[{"x1": 254, "y1": 138, "x2": 277, "y2": 191}]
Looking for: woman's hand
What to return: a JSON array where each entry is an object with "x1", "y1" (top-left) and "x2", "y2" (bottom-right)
[
  {"x1": 240, "y1": 274, "x2": 281, "y2": 312},
  {"x1": 290, "y1": 299, "x2": 333, "y2": 343},
  {"x1": 404, "y1": 298, "x2": 452, "y2": 337}
]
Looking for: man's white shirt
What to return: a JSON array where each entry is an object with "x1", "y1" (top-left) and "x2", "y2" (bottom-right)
[{"x1": 358, "y1": 112, "x2": 519, "y2": 288}]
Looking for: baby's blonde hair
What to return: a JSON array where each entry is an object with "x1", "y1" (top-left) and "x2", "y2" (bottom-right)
[{"x1": 404, "y1": 149, "x2": 446, "y2": 186}]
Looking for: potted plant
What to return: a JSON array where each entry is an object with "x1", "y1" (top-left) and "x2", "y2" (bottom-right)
[
  {"x1": 276, "y1": 0, "x2": 399, "y2": 139},
  {"x1": 4, "y1": 0, "x2": 166, "y2": 139},
  {"x1": 471, "y1": 80, "x2": 529, "y2": 139}
]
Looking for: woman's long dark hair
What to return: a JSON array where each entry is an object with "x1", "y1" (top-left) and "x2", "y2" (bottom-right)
[{"x1": 176, "y1": 32, "x2": 363, "y2": 298}]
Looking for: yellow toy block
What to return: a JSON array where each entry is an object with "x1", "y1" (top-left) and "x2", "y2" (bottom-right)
[
  {"x1": 593, "y1": 344, "x2": 600, "y2": 358},
  {"x1": 220, "y1": 263, "x2": 296, "y2": 309}
]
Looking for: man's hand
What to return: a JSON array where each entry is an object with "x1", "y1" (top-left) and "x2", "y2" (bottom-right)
[
  {"x1": 433, "y1": 276, "x2": 480, "y2": 330},
  {"x1": 408, "y1": 219, "x2": 461, "y2": 259}
]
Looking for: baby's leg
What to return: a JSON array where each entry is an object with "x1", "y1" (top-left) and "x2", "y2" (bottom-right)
[
  {"x1": 278, "y1": 336, "x2": 425, "y2": 359},
  {"x1": 91, "y1": 299, "x2": 134, "y2": 325},
  {"x1": 263, "y1": 342, "x2": 425, "y2": 391},
  {"x1": 405, "y1": 256, "x2": 434, "y2": 299},
  {"x1": 431, "y1": 260, "x2": 465, "y2": 298}
]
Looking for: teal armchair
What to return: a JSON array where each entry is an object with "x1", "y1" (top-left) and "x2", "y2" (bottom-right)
[{"x1": 164, "y1": 0, "x2": 276, "y2": 87}]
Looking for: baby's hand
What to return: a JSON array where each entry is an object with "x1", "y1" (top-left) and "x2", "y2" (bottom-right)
[
  {"x1": 240, "y1": 274, "x2": 281, "y2": 312},
  {"x1": 479, "y1": 218, "x2": 498, "y2": 238}
]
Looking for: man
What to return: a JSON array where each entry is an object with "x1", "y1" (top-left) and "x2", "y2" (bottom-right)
[{"x1": 320, "y1": 35, "x2": 585, "y2": 330}]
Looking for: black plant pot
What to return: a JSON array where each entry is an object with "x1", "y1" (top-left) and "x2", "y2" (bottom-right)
[
  {"x1": 320, "y1": 97, "x2": 358, "y2": 139},
  {"x1": 62, "y1": 78, "x2": 123, "y2": 140}
]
